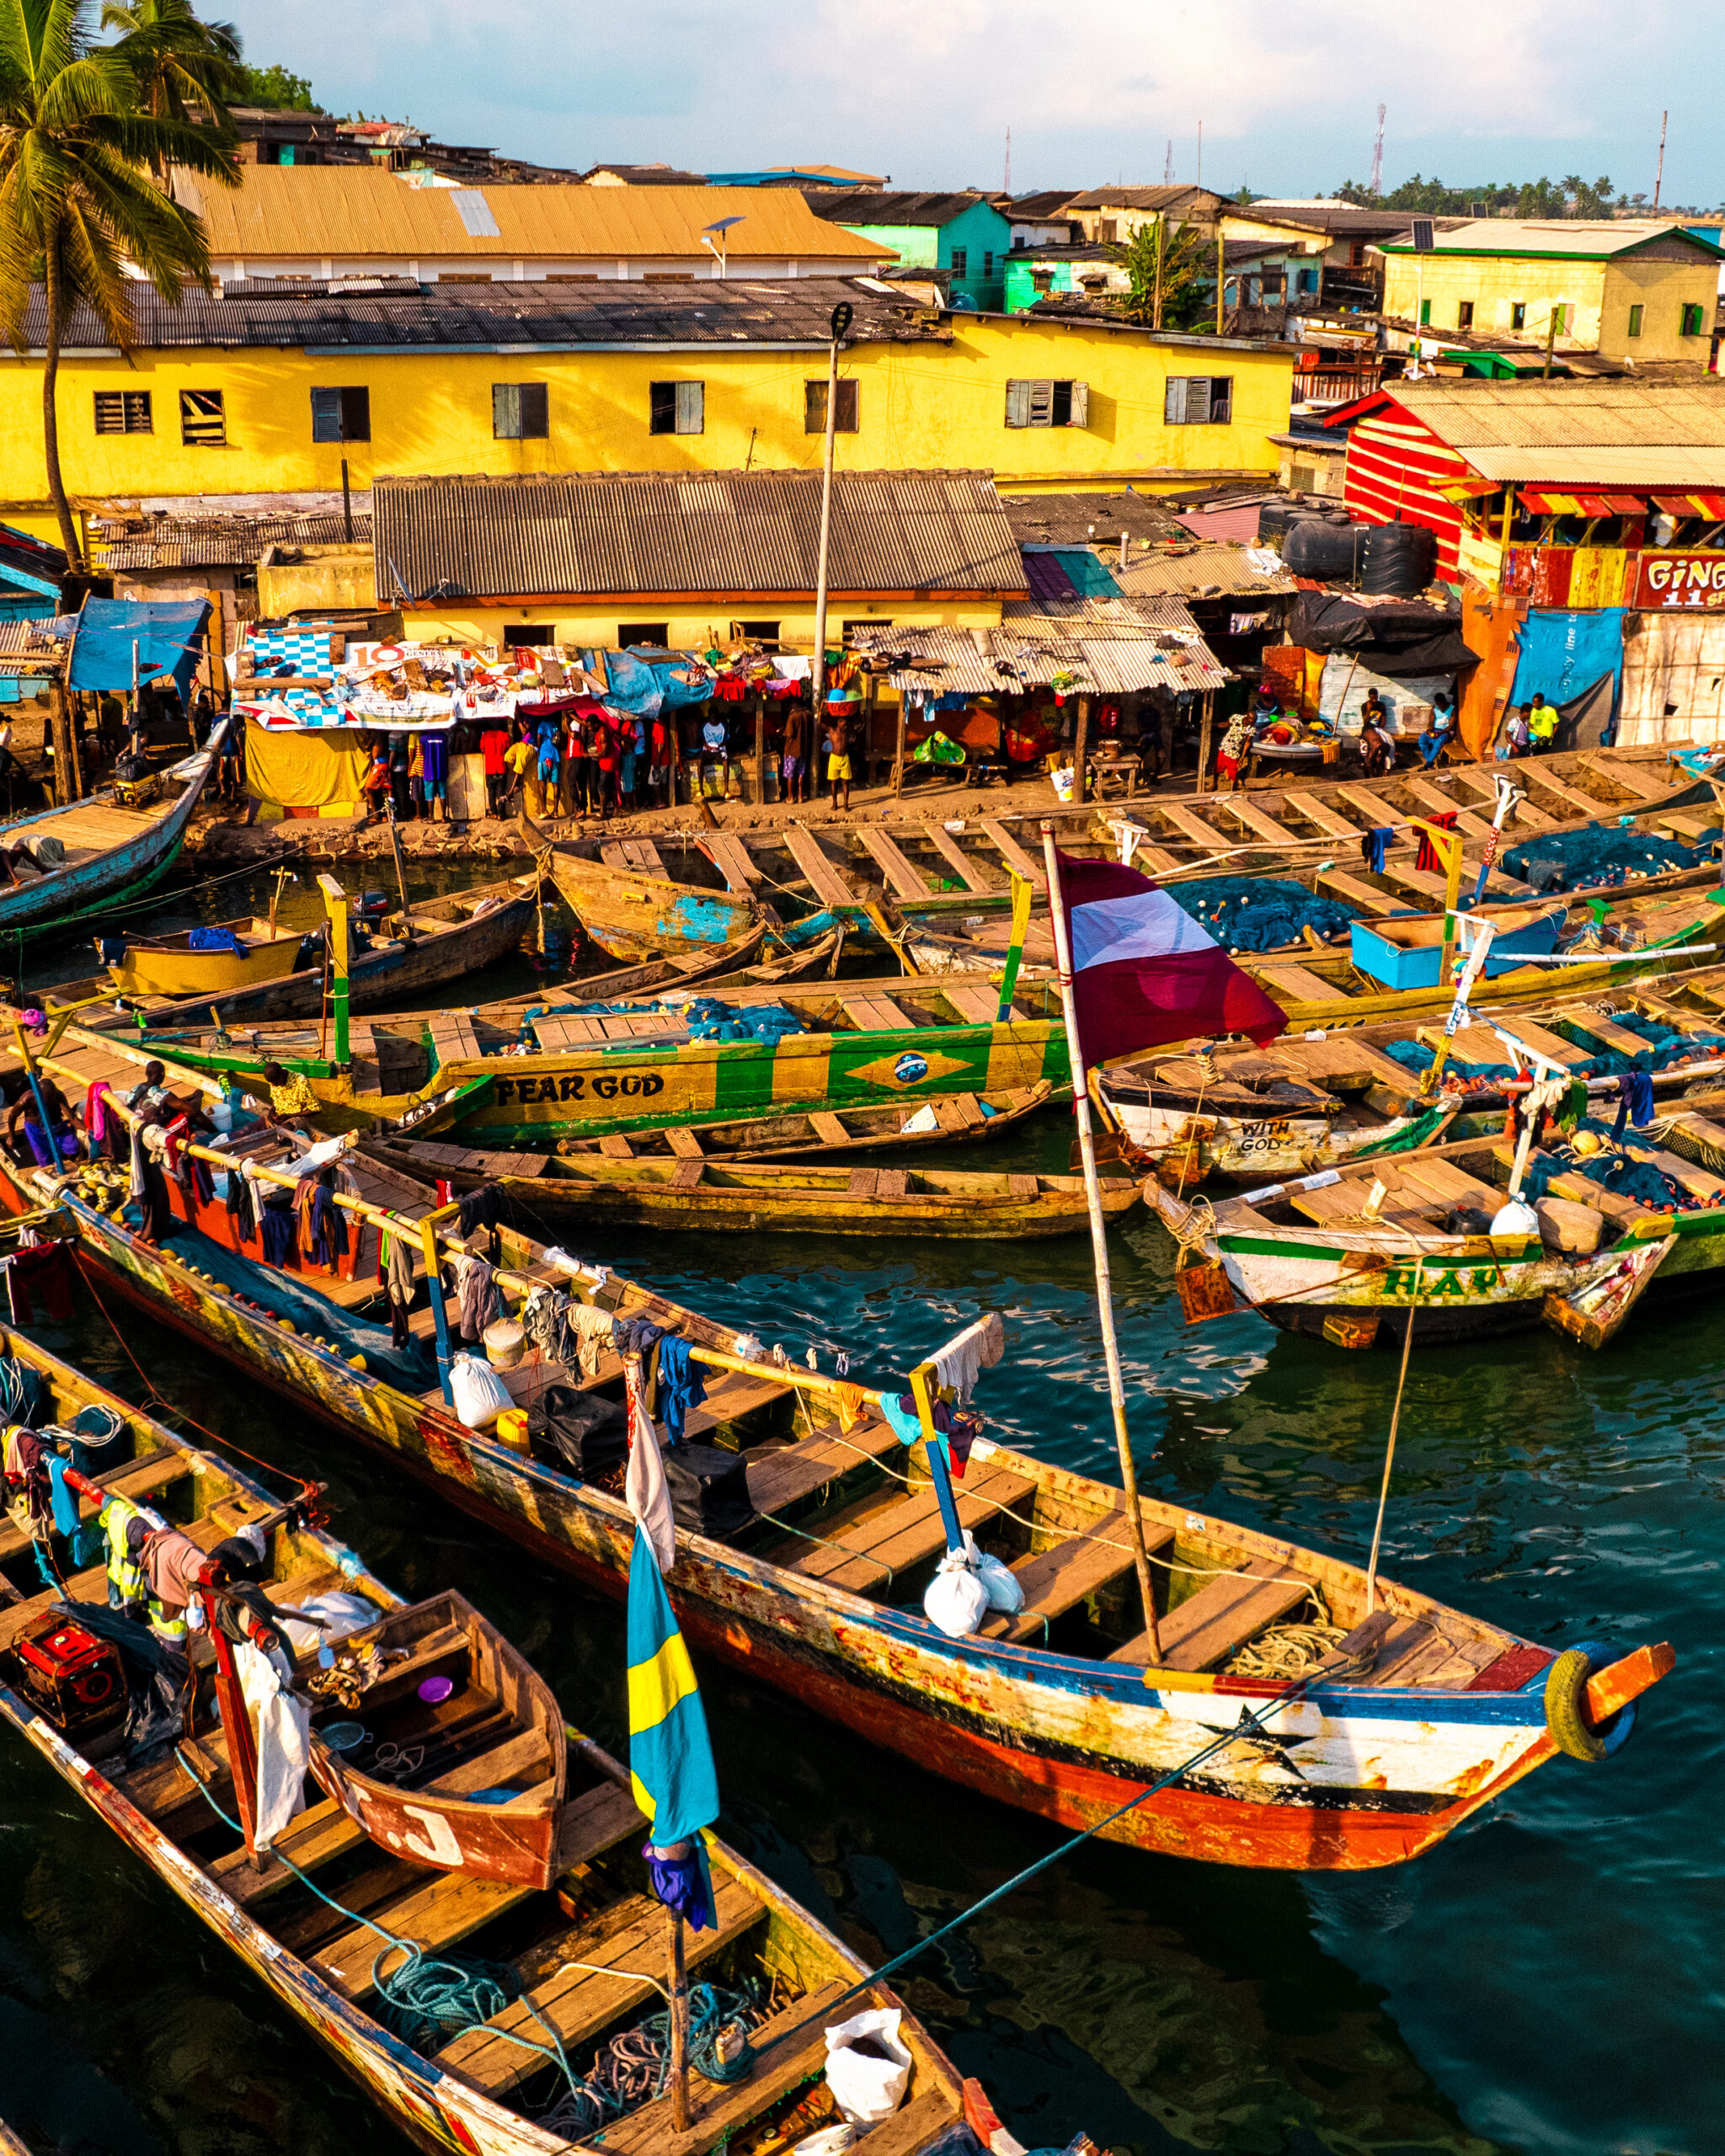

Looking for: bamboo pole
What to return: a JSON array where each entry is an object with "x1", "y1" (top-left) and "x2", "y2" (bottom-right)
[
  {"x1": 1073, "y1": 694, "x2": 1090, "y2": 807},
  {"x1": 383, "y1": 797, "x2": 412, "y2": 926},
  {"x1": 893, "y1": 691, "x2": 906, "y2": 803},
  {"x1": 1039, "y1": 825, "x2": 1160, "y2": 1657}
]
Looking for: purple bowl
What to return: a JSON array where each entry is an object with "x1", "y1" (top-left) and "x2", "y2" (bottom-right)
[{"x1": 418, "y1": 1675, "x2": 454, "y2": 1705}]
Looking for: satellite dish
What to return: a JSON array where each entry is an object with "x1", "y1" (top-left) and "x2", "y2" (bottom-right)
[{"x1": 830, "y1": 301, "x2": 854, "y2": 340}]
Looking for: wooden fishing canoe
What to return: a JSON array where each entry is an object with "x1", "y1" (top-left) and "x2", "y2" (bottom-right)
[
  {"x1": 1146, "y1": 1095, "x2": 1725, "y2": 1348},
  {"x1": 0, "y1": 731, "x2": 219, "y2": 936},
  {"x1": 1103, "y1": 960, "x2": 1725, "y2": 1185},
  {"x1": 536, "y1": 825, "x2": 771, "y2": 959},
  {"x1": 106, "y1": 913, "x2": 310, "y2": 997},
  {"x1": 552, "y1": 1078, "x2": 1060, "y2": 1161},
  {"x1": 53, "y1": 875, "x2": 541, "y2": 1033},
  {"x1": 0, "y1": 1331, "x2": 996, "y2": 2156},
  {"x1": 368, "y1": 1140, "x2": 1137, "y2": 1239},
  {"x1": 104, "y1": 975, "x2": 1073, "y2": 1142},
  {"x1": 0, "y1": 1059, "x2": 1674, "y2": 1871}
]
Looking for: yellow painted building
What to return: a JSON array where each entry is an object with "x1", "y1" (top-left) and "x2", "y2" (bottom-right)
[
  {"x1": 0, "y1": 277, "x2": 1294, "y2": 544},
  {"x1": 1377, "y1": 219, "x2": 1722, "y2": 360}
]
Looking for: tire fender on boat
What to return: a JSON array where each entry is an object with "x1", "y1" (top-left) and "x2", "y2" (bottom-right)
[{"x1": 1544, "y1": 1641, "x2": 1637, "y2": 1763}]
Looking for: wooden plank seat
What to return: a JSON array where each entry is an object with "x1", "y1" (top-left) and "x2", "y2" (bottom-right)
[
  {"x1": 855, "y1": 826, "x2": 935, "y2": 901},
  {"x1": 436, "y1": 1872, "x2": 762, "y2": 2097},
  {"x1": 743, "y1": 1415, "x2": 905, "y2": 1517},
  {"x1": 778, "y1": 1463, "x2": 1036, "y2": 1597},
  {"x1": 979, "y1": 819, "x2": 1046, "y2": 887},
  {"x1": 312, "y1": 1779, "x2": 641, "y2": 2003},
  {"x1": 1108, "y1": 1559, "x2": 1313, "y2": 1670},
  {"x1": 593, "y1": 1978, "x2": 852, "y2": 2156},
  {"x1": 678, "y1": 1369, "x2": 789, "y2": 1444},
  {"x1": 977, "y1": 1513, "x2": 1174, "y2": 1643},
  {"x1": 782, "y1": 828, "x2": 857, "y2": 910},
  {"x1": 842, "y1": 995, "x2": 914, "y2": 1032},
  {"x1": 209, "y1": 1794, "x2": 370, "y2": 1906},
  {"x1": 918, "y1": 822, "x2": 999, "y2": 893},
  {"x1": 941, "y1": 983, "x2": 1009, "y2": 1025},
  {"x1": 1251, "y1": 961, "x2": 1340, "y2": 1006}
]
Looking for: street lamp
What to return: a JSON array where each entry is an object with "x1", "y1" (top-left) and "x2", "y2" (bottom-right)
[
  {"x1": 699, "y1": 215, "x2": 745, "y2": 279},
  {"x1": 810, "y1": 301, "x2": 853, "y2": 717}
]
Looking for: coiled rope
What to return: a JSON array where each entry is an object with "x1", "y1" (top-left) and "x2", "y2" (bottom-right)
[{"x1": 174, "y1": 1750, "x2": 601, "y2": 2120}]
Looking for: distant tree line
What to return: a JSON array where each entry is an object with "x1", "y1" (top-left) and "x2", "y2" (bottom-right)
[{"x1": 1333, "y1": 173, "x2": 1625, "y2": 217}]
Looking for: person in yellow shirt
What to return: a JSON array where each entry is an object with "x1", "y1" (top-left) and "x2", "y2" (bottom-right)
[
  {"x1": 1526, "y1": 693, "x2": 1559, "y2": 751},
  {"x1": 261, "y1": 1062, "x2": 318, "y2": 1127},
  {"x1": 503, "y1": 728, "x2": 537, "y2": 814}
]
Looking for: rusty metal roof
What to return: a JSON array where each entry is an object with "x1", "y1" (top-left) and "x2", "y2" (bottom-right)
[
  {"x1": 94, "y1": 512, "x2": 372, "y2": 570},
  {"x1": 851, "y1": 599, "x2": 1227, "y2": 695},
  {"x1": 17, "y1": 275, "x2": 949, "y2": 355},
  {"x1": 1109, "y1": 541, "x2": 1296, "y2": 599},
  {"x1": 372, "y1": 469, "x2": 1029, "y2": 603},
  {"x1": 172, "y1": 168, "x2": 890, "y2": 264}
]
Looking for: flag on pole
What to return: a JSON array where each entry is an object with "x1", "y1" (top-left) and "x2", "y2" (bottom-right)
[
  {"x1": 1053, "y1": 850, "x2": 1286, "y2": 1066},
  {"x1": 627, "y1": 1524, "x2": 719, "y2": 1929},
  {"x1": 624, "y1": 1354, "x2": 676, "y2": 1575}
]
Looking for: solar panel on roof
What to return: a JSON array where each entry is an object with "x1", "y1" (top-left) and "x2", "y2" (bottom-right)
[{"x1": 448, "y1": 189, "x2": 500, "y2": 237}]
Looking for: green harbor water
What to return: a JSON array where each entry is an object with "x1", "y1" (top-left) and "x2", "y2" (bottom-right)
[{"x1": 0, "y1": 869, "x2": 1717, "y2": 2155}]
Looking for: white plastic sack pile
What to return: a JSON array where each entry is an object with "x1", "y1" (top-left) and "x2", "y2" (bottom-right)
[
  {"x1": 791, "y1": 2127, "x2": 855, "y2": 2155},
  {"x1": 922, "y1": 1530, "x2": 1023, "y2": 1637},
  {"x1": 823, "y1": 2006, "x2": 911, "y2": 2127},
  {"x1": 450, "y1": 1351, "x2": 513, "y2": 1431}
]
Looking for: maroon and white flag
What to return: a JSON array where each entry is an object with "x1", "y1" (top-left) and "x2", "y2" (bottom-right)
[{"x1": 1055, "y1": 851, "x2": 1287, "y2": 1067}]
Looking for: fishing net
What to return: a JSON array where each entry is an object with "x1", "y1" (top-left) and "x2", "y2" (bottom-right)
[
  {"x1": 1502, "y1": 827, "x2": 1715, "y2": 894},
  {"x1": 1379, "y1": 1021, "x2": 1725, "y2": 1086},
  {"x1": 1167, "y1": 877, "x2": 1359, "y2": 954},
  {"x1": 1521, "y1": 1143, "x2": 1696, "y2": 1212},
  {"x1": 531, "y1": 995, "x2": 807, "y2": 1044}
]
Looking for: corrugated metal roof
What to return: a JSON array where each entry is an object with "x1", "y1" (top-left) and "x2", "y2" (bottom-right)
[
  {"x1": 174, "y1": 168, "x2": 889, "y2": 263},
  {"x1": 373, "y1": 470, "x2": 1029, "y2": 602},
  {"x1": 1110, "y1": 542, "x2": 1296, "y2": 598},
  {"x1": 1379, "y1": 217, "x2": 1722, "y2": 259},
  {"x1": 1378, "y1": 378, "x2": 1725, "y2": 481},
  {"x1": 806, "y1": 190, "x2": 995, "y2": 229},
  {"x1": 94, "y1": 514, "x2": 373, "y2": 570},
  {"x1": 850, "y1": 605, "x2": 1226, "y2": 694},
  {"x1": 1065, "y1": 186, "x2": 1216, "y2": 211},
  {"x1": 18, "y1": 275, "x2": 949, "y2": 355}
]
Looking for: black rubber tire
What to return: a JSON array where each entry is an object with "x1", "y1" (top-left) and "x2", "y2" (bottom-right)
[{"x1": 1545, "y1": 1646, "x2": 1609, "y2": 1761}]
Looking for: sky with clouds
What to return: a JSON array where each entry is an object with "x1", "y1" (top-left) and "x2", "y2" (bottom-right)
[{"x1": 222, "y1": 1, "x2": 1714, "y2": 211}]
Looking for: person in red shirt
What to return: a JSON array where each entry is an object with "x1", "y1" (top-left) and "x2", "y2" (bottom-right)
[
  {"x1": 479, "y1": 726, "x2": 509, "y2": 818},
  {"x1": 590, "y1": 713, "x2": 618, "y2": 818}
]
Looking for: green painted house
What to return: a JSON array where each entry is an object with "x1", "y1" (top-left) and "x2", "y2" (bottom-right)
[{"x1": 806, "y1": 190, "x2": 1014, "y2": 311}]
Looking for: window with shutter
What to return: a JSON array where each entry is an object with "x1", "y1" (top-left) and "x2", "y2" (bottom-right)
[
  {"x1": 1068, "y1": 380, "x2": 1089, "y2": 428},
  {"x1": 93, "y1": 390, "x2": 152, "y2": 435},
  {"x1": 1050, "y1": 381, "x2": 1072, "y2": 427},
  {"x1": 312, "y1": 386, "x2": 369, "y2": 441},
  {"x1": 179, "y1": 389, "x2": 224, "y2": 446},
  {"x1": 1208, "y1": 376, "x2": 1232, "y2": 424},
  {"x1": 1005, "y1": 379, "x2": 1033, "y2": 427},
  {"x1": 1163, "y1": 376, "x2": 1189, "y2": 425},
  {"x1": 649, "y1": 382, "x2": 677, "y2": 434},
  {"x1": 494, "y1": 383, "x2": 548, "y2": 439},
  {"x1": 675, "y1": 381, "x2": 704, "y2": 434},
  {"x1": 950, "y1": 247, "x2": 968, "y2": 279}
]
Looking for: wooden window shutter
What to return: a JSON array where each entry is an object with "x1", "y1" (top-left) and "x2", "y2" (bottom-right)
[
  {"x1": 1028, "y1": 378, "x2": 1055, "y2": 426},
  {"x1": 1163, "y1": 376, "x2": 1189, "y2": 424},
  {"x1": 675, "y1": 381, "x2": 704, "y2": 433},
  {"x1": 493, "y1": 382, "x2": 521, "y2": 437},
  {"x1": 1068, "y1": 380, "x2": 1088, "y2": 427},
  {"x1": 1005, "y1": 379, "x2": 1033, "y2": 427}
]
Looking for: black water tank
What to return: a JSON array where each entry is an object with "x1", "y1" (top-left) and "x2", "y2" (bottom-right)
[
  {"x1": 1359, "y1": 521, "x2": 1438, "y2": 596},
  {"x1": 1280, "y1": 515, "x2": 1366, "y2": 580},
  {"x1": 1257, "y1": 499, "x2": 1301, "y2": 546}
]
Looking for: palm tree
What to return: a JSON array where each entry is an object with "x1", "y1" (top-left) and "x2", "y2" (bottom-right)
[
  {"x1": 0, "y1": 0, "x2": 239, "y2": 567},
  {"x1": 100, "y1": 0, "x2": 246, "y2": 176}
]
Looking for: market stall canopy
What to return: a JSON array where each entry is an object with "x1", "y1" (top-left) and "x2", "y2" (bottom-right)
[
  {"x1": 852, "y1": 593, "x2": 1228, "y2": 695},
  {"x1": 66, "y1": 599, "x2": 209, "y2": 699},
  {"x1": 372, "y1": 468, "x2": 1028, "y2": 606}
]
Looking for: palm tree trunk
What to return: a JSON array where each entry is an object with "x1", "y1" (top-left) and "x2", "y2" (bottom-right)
[{"x1": 41, "y1": 242, "x2": 84, "y2": 573}]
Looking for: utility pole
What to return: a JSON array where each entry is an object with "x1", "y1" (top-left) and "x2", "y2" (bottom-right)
[
  {"x1": 1003, "y1": 125, "x2": 1011, "y2": 193},
  {"x1": 1164, "y1": 138, "x2": 1173, "y2": 184},
  {"x1": 1653, "y1": 109, "x2": 1668, "y2": 209},
  {"x1": 1152, "y1": 211, "x2": 1165, "y2": 330},
  {"x1": 809, "y1": 301, "x2": 852, "y2": 718},
  {"x1": 1195, "y1": 119, "x2": 1202, "y2": 192}
]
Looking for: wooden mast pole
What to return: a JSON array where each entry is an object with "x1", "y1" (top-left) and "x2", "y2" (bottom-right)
[
  {"x1": 667, "y1": 1905, "x2": 691, "y2": 2130},
  {"x1": 206, "y1": 1604, "x2": 262, "y2": 1865},
  {"x1": 1039, "y1": 823, "x2": 1160, "y2": 1657}
]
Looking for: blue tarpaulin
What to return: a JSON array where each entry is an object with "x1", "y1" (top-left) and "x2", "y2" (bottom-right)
[
  {"x1": 67, "y1": 599, "x2": 209, "y2": 702},
  {"x1": 602, "y1": 648, "x2": 714, "y2": 718},
  {"x1": 1508, "y1": 608, "x2": 1625, "y2": 714}
]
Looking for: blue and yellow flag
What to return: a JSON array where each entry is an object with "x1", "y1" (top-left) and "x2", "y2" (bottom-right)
[{"x1": 628, "y1": 1523, "x2": 719, "y2": 1854}]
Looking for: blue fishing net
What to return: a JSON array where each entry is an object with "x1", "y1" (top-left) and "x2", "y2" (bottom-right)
[
  {"x1": 1381, "y1": 1038, "x2": 1515, "y2": 1081},
  {"x1": 1167, "y1": 877, "x2": 1359, "y2": 953},
  {"x1": 1381, "y1": 1019, "x2": 1725, "y2": 1085},
  {"x1": 1502, "y1": 827, "x2": 1715, "y2": 894},
  {"x1": 531, "y1": 995, "x2": 807, "y2": 1045},
  {"x1": 1521, "y1": 1145, "x2": 1694, "y2": 1211}
]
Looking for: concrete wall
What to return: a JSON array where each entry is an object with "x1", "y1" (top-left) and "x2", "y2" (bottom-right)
[
  {"x1": 1381, "y1": 251, "x2": 1610, "y2": 344},
  {"x1": 0, "y1": 317, "x2": 1293, "y2": 515}
]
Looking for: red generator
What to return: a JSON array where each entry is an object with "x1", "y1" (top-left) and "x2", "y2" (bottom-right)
[{"x1": 8, "y1": 1614, "x2": 126, "y2": 1737}]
